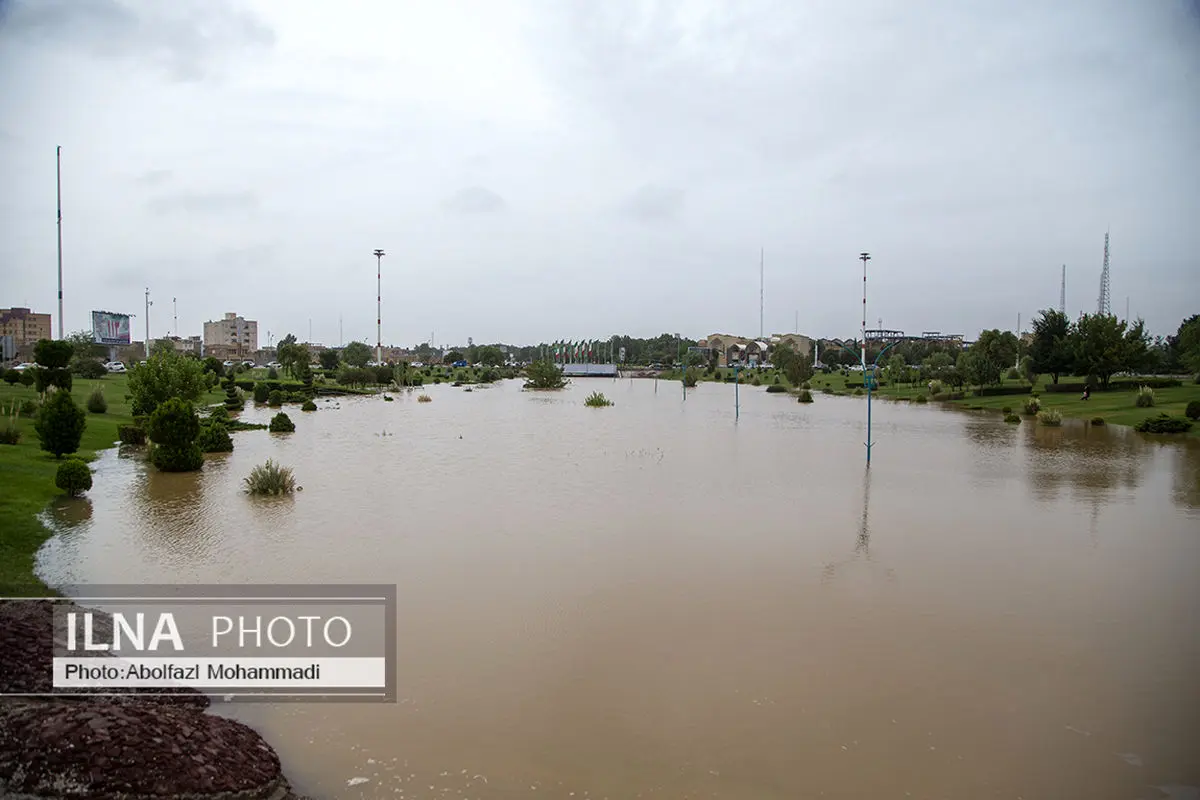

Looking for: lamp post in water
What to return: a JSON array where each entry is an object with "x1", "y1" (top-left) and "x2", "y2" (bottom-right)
[
  {"x1": 373, "y1": 249, "x2": 385, "y2": 365},
  {"x1": 859, "y1": 252, "x2": 874, "y2": 466}
]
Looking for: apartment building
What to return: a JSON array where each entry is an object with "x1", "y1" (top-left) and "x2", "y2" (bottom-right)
[
  {"x1": 0, "y1": 307, "x2": 52, "y2": 346},
  {"x1": 203, "y1": 313, "x2": 258, "y2": 358}
]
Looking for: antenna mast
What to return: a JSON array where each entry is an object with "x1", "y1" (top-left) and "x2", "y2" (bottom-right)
[
  {"x1": 56, "y1": 146, "x2": 63, "y2": 339},
  {"x1": 1097, "y1": 231, "x2": 1111, "y2": 316},
  {"x1": 1059, "y1": 265, "x2": 1066, "y2": 315}
]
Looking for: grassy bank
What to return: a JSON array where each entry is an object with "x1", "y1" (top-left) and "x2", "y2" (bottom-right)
[{"x1": 0, "y1": 374, "x2": 225, "y2": 595}]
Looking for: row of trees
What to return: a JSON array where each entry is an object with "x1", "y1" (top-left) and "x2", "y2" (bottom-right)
[{"x1": 1029, "y1": 311, "x2": 1198, "y2": 387}]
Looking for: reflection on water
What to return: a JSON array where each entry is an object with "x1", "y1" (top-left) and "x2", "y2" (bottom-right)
[{"x1": 36, "y1": 380, "x2": 1200, "y2": 799}]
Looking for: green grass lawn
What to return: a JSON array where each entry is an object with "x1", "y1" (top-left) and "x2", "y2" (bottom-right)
[{"x1": 0, "y1": 374, "x2": 225, "y2": 595}]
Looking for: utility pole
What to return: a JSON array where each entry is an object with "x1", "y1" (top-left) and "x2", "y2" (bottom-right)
[
  {"x1": 759, "y1": 248, "x2": 764, "y2": 340},
  {"x1": 144, "y1": 288, "x2": 153, "y2": 353},
  {"x1": 173, "y1": 297, "x2": 178, "y2": 338},
  {"x1": 56, "y1": 146, "x2": 64, "y2": 339},
  {"x1": 373, "y1": 249, "x2": 385, "y2": 364},
  {"x1": 339, "y1": 315, "x2": 343, "y2": 347},
  {"x1": 859, "y1": 252, "x2": 872, "y2": 466},
  {"x1": 1059, "y1": 265, "x2": 1066, "y2": 315}
]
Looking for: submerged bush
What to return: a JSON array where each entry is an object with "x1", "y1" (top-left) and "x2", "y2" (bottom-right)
[
  {"x1": 1134, "y1": 414, "x2": 1194, "y2": 434},
  {"x1": 1004, "y1": 413, "x2": 1022, "y2": 424},
  {"x1": 147, "y1": 398, "x2": 203, "y2": 472},
  {"x1": 268, "y1": 412, "x2": 295, "y2": 433},
  {"x1": 584, "y1": 391, "x2": 613, "y2": 407},
  {"x1": 253, "y1": 382, "x2": 270, "y2": 403},
  {"x1": 208, "y1": 406, "x2": 230, "y2": 424},
  {"x1": 798, "y1": 390, "x2": 814, "y2": 403},
  {"x1": 853, "y1": 387, "x2": 864, "y2": 396},
  {"x1": 301, "y1": 399, "x2": 317, "y2": 411},
  {"x1": 244, "y1": 459, "x2": 295, "y2": 495},
  {"x1": 267, "y1": 389, "x2": 284, "y2": 407},
  {"x1": 928, "y1": 380, "x2": 945, "y2": 396},
  {"x1": 765, "y1": 384, "x2": 787, "y2": 393},
  {"x1": 915, "y1": 394, "x2": 928, "y2": 404},
  {"x1": 1001, "y1": 406, "x2": 1012, "y2": 415},
  {"x1": 1022, "y1": 398, "x2": 1041, "y2": 416},
  {"x1": 1037, "y1": 409, "x2": 1063, "y2": 427},
  {"x1": 55, "y1": 459, "x2": 92, "y2": 497},
  {"x1": 86, "y1": 385, "x2": 107, "y2": 414},
  {"x1": 117, "y1": 424, "x2": 146, "y2": 445},
  {"x1": 1091, "y1": 417, "x2": 1105, "y2": 426},
  {"x1": 1134, "y1": 385, "x2": 1156, "y2": 408},
  {"x1": 195, "y1": 421, "x2": 234, "y2": 453},
  {"x1": 417, "y1": 394, "x2": 432, "y2": 403}
]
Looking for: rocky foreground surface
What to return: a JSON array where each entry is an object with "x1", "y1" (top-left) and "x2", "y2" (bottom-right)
[{"x1": 0, "y1": 600, "x2": 311, "y2": 800}]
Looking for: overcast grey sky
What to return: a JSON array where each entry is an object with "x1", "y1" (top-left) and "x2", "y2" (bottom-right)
[{"x1": 2, "y1": 0, "x2": 1198, "y2": 348}]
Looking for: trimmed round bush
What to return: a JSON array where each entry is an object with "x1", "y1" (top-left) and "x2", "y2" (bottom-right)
[
  {"x1": 1091, "y1": 417, "x2": 1105, "y2": 426},
  {"x1": 797, "y1": 390, "x2": 813, "y2": 403},
  {"x1": 1185, "y1": 401, "x2": 1200, "y2": 421},
  {"x1": 269, "y1": 412, "x2": 295, "y2": 433},
  {"x1": 1037, "y1": 409, "x2": 1063, "y2": 427},
  {"x1": 147, "y1": 397, "x2": 203, "y2": 472},
  {"x1": 3, "y1": 369, "x2": 19, "y2": 385},
  {"x1": 1004, "y1": 413, "x2": 1022, "y2": 424},
  {"x1": 1001, "y1": 406, "x2": 1012, "y2": 414},
  {"x1": 267, "y1": 389, "x2": 284, "y2": 407},
  {"x1": 1022, "y1": 398, "x2": 1041, "y2": 416},
  {"x1": 55, "y1": 459, "x2": 92, "y2": 496},
  {"x1": 915, "y1": 394, "x2": 928, "y2": 404},
  {"x1": 208, "y1": 406, "x2": 230, "y2": 423},
  {"x1": 301, "y1": 399, "x2": 317, "y2": 411},
  {"x1": 253, "y1": 382, "x2": 270, "y2": 403},
  {"x1": 765, "y1": 384, "x2": 786, "y2": 393},
  {"x1": 74, "y1": 358, "x2": 108, "y2": 379},
  {"x1": 35, "y1": 389, "x2": 87, "y2": 459}
]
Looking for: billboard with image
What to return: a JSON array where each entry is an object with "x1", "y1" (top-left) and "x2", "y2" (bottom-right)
[{"x1": 92, "y1": 311, "x2": 131, "y2": 346}]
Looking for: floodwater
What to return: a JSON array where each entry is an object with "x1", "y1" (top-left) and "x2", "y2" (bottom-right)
[{"x1": 37, "y1": 378, "x2": 1200, "y2": 799}]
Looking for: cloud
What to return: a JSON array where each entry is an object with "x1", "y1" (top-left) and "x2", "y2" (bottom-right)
[
  {"x1": 146, "y1": 190, "x2": 258, "y2": 215},
  {"x1": 136, "y1": 169, "x2": 173, "y2": 186},
  {"x1": 620, "y1": 184, "x2": 684, "y2": 223},
  {"x1": 443, "y1": 186, "x2": 507, "y2": 214},
  {"x1": 0, "y1": 0, "x2": 274, "y2": 81}
]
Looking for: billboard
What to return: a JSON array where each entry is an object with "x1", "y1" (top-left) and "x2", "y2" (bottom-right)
[{"x1": 92, "y1": 311, "x2": 131, "y2": 346}]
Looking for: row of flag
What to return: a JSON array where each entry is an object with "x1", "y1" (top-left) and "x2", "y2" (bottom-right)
[{"x1": 546, "y1": 340, "x2": 611, "y2": 364}]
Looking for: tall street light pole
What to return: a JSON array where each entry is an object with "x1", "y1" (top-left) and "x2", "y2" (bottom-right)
[
  {"x1": 859, "y1": 252, "x2": 873, "y2": 467},
  {"x1": 144, "y1": 288, "x2": 153, "y2": 355},
  {"x1": 56, "y1": 146, "x2": 64, "y2": 340},
  {"x1": 373, "y1": 249, "x2": 385, "y2": 365}
]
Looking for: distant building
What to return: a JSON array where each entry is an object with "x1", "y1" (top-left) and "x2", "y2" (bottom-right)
[
  {"x1": 0, "y1": 307, "x2": 52, "y2": 347},
  {"x1": 203, "y1": 313, "x2": 258, "y2": 357},
  {"x1": 162, "y1": 335, "x2": 202, "y2": 356},
  {"x1": 702, "y1": 332, "x2": 813, "y2": 367}
]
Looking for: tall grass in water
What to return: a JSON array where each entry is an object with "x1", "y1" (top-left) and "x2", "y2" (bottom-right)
[
  {"x1": 1037, "y1": 409, "x2": 1063, "y2": 427},
  {"x1": 584, "y1": 392, "x2": 613, "y2": 407},
  {"x1": 417, "y1": 394, "x2": 432, "y2": 403},
  {"x1": 244, "y1": 459, "x2": 296, "y2": 495}
]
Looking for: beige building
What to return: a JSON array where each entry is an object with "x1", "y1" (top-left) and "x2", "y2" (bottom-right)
[
  {"x1": 1, "y1": 307, "x2": 52, "y2": 346},
  {"x1": 700, "y1": 332, "x2": 813, "y2": 366},
  {"x1": 203, "y1": 313, "x2": 258, "y2": 357}
]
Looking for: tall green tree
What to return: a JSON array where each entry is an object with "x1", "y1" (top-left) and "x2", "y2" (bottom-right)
[
  {"x1": 1118, "y1": 318, "x2": 1151, "y2": 376},
  {"x1": 1168, "y1": 314, "x2": 1200, "y2": 376},
  {"x1": 1072, "y1": 313, "x2": 1127, "y2": 388},
  {"x1": 961, "y1": 329, "x2": 1018, "y2": 389},
  {"x1": 342, "y1": 341, "x2": 372, "y2": 367},
  {"x1": 1028, "y1": 310, "x2": 1073, "y2": 384},
  {"x1": 66, "y1": 330, "x2": 106, "y2": 360},
  {"x1": 318, "y1": 350, "x2": 340, "y2": 370},
  {"x1": 476, "y1": 345, "x2": 504, "y2": 367},
  {"x1": 127, "y1": 345, "x2": 207, "y2": 416}
]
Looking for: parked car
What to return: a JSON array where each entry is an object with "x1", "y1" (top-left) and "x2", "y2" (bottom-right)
[
  {"x1": 241, "y1": 360, "x2": 256, "y2": 367},
  {"x1": 104, "y1": 361, "x2": 126, "y2": 373},
  {"x1": 12, "y1": 362, "x2": 37, "y2": 371},
  {"x1": 265, "y1": 361, "x2": 282, "y2": 369},
  {"x1": 222, "y1": 360, "x2": 236, "y2": 368}
]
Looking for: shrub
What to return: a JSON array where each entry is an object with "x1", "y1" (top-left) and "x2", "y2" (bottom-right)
[
  {"x1": 915, "y1": 394, "x2": 928, "y2": 404},
  {"x1": 206, "y1": 372, "x2": 220, "y2": 390},
  {"x1": 1, "y1": 404, "x2": 19, "y2": 444},
  {"x1": 1091, "y1": 417, "x2": 1105, "y2": 426},
  {"x1": 3, "y1": 369, "x2": 20, "y2": 385},
  {"x1": 1022, "y1": 398, "x2": 1041, "y2": 416},
  {"x1": 253, "y1": 382, "x2": 270, "y2": 403},
  {"x1": 408, "y1": 373, "x2": 424, "y2": 386},
  {"x1": 148, "y1": 398, "x2": 204, "y2": 472},
  {"x1": 383, "y1": 395, "x2": 394, "y2": 402},
  {"x1": 117, "y1": 424, "x2": 146, "y2": 445},
  {"x1": 927, "y1": 380, "x2": 944, "y2": 396},
  {"x1": 195, "y1": 421, "x2": 234, "y2": 453},
  {"x1": 35, "y1": 389, "x2": 87, "y2": 458},
  {"x1": 1001, "y1": 406, "x2": 1012, "y2": 414},
  {"x1": 1185, "y1": 401, "x2": 1200, "y2": 421},
  {"x1": 224, "y1": 376, "x2": 243, "y2": 411},
  {"x1": 765, "y1": 384, "x2": 786, "y2": 393},
  {"x1": 417, "y1": 394, "x2": 432, "y2": 403},
  {"x1": 801, "y1": 382, "x2": 811, "y2": 391},
  {"x1": 1004, "y1": 413, "x2": 1021, "y2": 424},
  {"x1": 584, "y1": 392, "x2": 613, "y2": 407},
  {"x1": 55, "y1": 459, "x2": 92, "y2": 497},
  {"x1": 524, "y1": 360, "x2": 567, "y2": 390},
  {"x1": 820, "y1": 387, "x2": 833, "y2": 395},
  {"x1": 269, "y1": 412, "x2": 295, "y2": 433},
  {"x1": 798, "y1": 390, "x2": 814, "y2": 403},
  {"x1": 267, "y1": 390, "x2": 284, "y2": 407},
  {"x1": 267, "y1": 366, "x2": 279, "y2": 380},
  {"x1": 34, "y1": 339, "x2": 73, "y2": 369},
  {"x1": 244, "y1": 459, "x2": 295, "y2": 495},
  {"x1": 853, "y1": 387, "x2": 864, "y2": 396},
  {"x1": 1037, "y1": 409, "x2": 1063, "y2": 427},
  {"x1": 301, "y1": 399, "x2": 317, "y2": 411},
  {"x1": 751, "y1": 377, "x2": 761, "y2": 386},
  {"x1": 202, "y1": 357, "x2": 225, "y2": 377},
  {"x1": 1134, "y1": 414, "x2": 1193, "y2": 434},
  {"x1": 1134, "y1": 386, "x2": 1155, "y2": 408},
  {"x1": 208, "y1": 406, "x2": 230, "y2": 423},
  {"x1": 73, "y1": 358, "x2": 108, "y2": 379},
  {"x1": 126, "y1": 346, "x2": 206, "y2": 416},
  {"x1": 1006, "y1": 368, "x2": 1020, "y2": 380},
  {"x1": 85, "y1": 385, "x2": 107, "y2": 414},
  {"x1": 18, "y1": 370, "x2": 35, "y2": 387}
]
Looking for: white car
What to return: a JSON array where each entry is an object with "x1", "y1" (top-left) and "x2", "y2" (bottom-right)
[
  {"x1": 104, "y1": 361, "x2": 126, "y2": 373},
  {"x1": 222, "y1": 360, "x2": 236, "y2": 368},
  {"x1": 12, "y1": 362, "x2": 37, "y2": 371},
  {"x1": 241, "y1": 360, "x2": 256, "y2": 367},
  {"x1": 265, "y1": 361, "x2": 282, "y2": 369}
]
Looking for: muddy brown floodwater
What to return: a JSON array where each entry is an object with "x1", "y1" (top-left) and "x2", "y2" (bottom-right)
[{"x1": 37, "y1": 379, "x2": 1200, "y2": 799}]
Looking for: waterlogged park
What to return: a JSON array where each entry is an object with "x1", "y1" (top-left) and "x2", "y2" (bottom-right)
[{"x1": 1, "y1": 313, "x2": 1199, "y2": 799}]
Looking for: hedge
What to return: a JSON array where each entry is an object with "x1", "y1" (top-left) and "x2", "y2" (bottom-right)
[
  {"x1": 234, "y1": 379, "x2": 307, "y2": 392},
  {"x1": 973, "y1": 385, "x2": 1033, "y2": 397}
]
